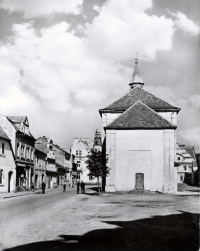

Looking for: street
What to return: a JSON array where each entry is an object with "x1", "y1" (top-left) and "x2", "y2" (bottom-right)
[{"x1": 0, "y1": 187, "x2": 199, "y2": 251}]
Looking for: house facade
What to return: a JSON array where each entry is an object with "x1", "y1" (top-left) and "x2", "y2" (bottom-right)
[
  {"x1": 99, "y1": 58, "x2": 180, "y2": 193},
  {"x1": 0, "y1": 115, "x2": 35, "y2": 191},
  {"x1": 176, "y1": 144, "x2": 197, "y2": 184},
  {"x1": 0, "y1": 126, "x2": 16, "y2": 192}
]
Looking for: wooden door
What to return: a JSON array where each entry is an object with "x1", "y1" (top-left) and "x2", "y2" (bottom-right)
[{"x1": 135, "y1": 173, "x2": 144, "y2": 190}]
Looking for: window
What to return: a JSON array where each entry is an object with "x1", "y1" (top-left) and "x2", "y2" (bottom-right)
[
  {"x1": 180, "y1": 175, "x2": 184, "y2": 181},
  {"x1": 184, "y1": 166, "x2": 187, "y2": 171},
  {"x1": 0, "y1": 169, "x2": 3, "y2": 183},
  {"x1": 2, "y1": 143, "x2": 4, "y2": 154},
  {"x1": 89, "y1": 175, "x2": 93, "y2": 180},
  {"x1": 76, "y1": 150, "x2": 78, "y2": 156},
  {"x1": 77, "y1": 161, "x2": 81, "y2": 167},
  {"x1": 79, "y1": 150, "x2": 82, "y2": 156},
  {"x1": 177, "y1": 157, "x2": 180, "y2": 160}
]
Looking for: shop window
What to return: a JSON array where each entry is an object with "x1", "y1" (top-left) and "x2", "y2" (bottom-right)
[{"x1": 2, "y1": 143, "x2": 4, "y2": 154}]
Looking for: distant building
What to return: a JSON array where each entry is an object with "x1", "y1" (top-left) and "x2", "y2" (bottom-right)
[
  {"x1": 35, "y1": 136, "x2": 56, "y2": 189},
  {"x1": 176, "y1": 144, "x2": 197, "y2": 185},
  {"x1": 99, "y1": 58, "x2": 181, "y2": 193},
  {"x1": 0, "y1": 126, "x2": 16, "y2": 192},
  {"x1": 0, "y1": 115, "x2": 35, "y2": 191},
  {"x1": 71, "y1": 136, "x2": 98, "y2": 183}
]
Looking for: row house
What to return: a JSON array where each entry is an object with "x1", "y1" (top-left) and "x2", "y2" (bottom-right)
[
  {"x1": 0, "y1": 115, "x2": 35, "y2": 192},
  {"x1": 176, "y1": 143, "x2": 197, "y2": 184},
  {"x1": 0, "y1": 126, "x2": 16, "y2": 192}
]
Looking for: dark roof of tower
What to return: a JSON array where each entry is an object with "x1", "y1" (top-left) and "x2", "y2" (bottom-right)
[
  {"x1": 99, "y1": 86, "x2": 180, "y2": 114},
  {"x1": 0, "y1": 126, "x2": 11, "y2": 141},
  {"x1": 105, "y1": 101, "x2": 177, "y2": 130}
]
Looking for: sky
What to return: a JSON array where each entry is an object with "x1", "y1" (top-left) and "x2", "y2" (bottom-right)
[{"x1": 0, "y1": 0, "x2": 199, "y2": 151}]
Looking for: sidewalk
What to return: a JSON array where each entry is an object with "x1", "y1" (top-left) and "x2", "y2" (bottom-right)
[
  {"x1": 0, "y1": 188, "x2": 63, "y2": 199},
  {"x1": 174, "y1": 191, "x2": 200, "y2": 196}
]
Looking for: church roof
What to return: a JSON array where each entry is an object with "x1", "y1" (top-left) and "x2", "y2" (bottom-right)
[
  {"x1": 99, "y1": 87, "x2": 180, "y2": 114},
  {"x1": 0, "y1": 126, "x2": 11, "y2": 141},
  {"x1": 105, "y1": 101, "x2": 177, "y2": 130}
]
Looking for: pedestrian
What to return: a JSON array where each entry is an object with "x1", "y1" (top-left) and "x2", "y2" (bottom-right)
[
  {"x1": 31, "y1": 182, "x2": 34, "y2": 192},
  {"x1": 81, "y1": 181, "x2": 85, "y2": 194},
  {"x1": 42, "y1": 182, "x2": 46, "y2": 194},
  {"x1": 77, "y1": 180, "x2": 80, "y2": 194},
  {"x1": 63, "y1": 181, "x2": 66, "y2": 192}
]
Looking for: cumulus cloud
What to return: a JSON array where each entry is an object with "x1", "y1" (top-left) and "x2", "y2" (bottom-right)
[
  {"x1": 171, "y1": 11, "x2": 199, "y2": 36},
  {"x1": 178, "y1": 127, "x2": 199, "y2": 151},
  {"x1": 0, "y1": 0, "x2": 83, "y2": 18},
  {"x1": 0, "y1": 0, "x2": 184, "y2": 145}
]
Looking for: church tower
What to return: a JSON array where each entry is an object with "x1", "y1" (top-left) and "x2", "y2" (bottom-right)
[
  {"x1": 93, "y1": 129, "x2": 102, "y2": 152},
  {"x1": 129, "y1": 57, "x2": 144, "y2": 90}
]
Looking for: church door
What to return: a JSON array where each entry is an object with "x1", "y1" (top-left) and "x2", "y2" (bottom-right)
[{"x1": 135, "y1": 173, "x2": 144, "y2": 190}]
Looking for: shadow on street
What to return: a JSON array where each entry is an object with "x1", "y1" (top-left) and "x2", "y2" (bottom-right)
[{"x1": 4, "y1": 211, "x2": 199, "y2": 251}]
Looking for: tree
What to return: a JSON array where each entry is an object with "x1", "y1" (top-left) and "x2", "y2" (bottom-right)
[{"x1": 85, "y1": 149, "x2": 109, "y2": 195}]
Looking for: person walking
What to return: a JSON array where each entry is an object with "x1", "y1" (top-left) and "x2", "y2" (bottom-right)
[
  {"x1": 63, "y1": 181, "x2": 66, "y2": 192},
  {"x1": 31, "y1": 182, "x2": 34, "y2": 192},
  {"x1": 81, "y1": 181, "x2": 85, "y2": 194},
  {"x1": 77, "y1": 180, "x2": 80, "y2": 194},
  {"x1": 42, "y1": 182, "x2": 46, "y2": 194}
]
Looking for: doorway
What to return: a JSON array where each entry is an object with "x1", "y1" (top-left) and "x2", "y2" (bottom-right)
[
  {"x1": 8, "y1": 171, "x2": 13, "y2": 193},
  {"x1": 135, "y1": 173, "x2": 144, "y2": 190}
]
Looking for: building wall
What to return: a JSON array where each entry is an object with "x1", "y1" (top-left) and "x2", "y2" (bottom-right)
[
  {"x1": 105, "y1": 129, "x2": 176, "y2": 193},
  {"x1": 0, "y1": 115, "x2": 16, "y2": 153},
  {"x1": 157, "y1": 112, "x2": 177, "y2": 126},
  {"x1": 0, "y1": 139, "x2": 16, "y2": 192}
]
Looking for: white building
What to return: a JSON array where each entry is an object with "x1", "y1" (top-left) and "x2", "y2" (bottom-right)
[
  {"x1": 99, "y1": 58, "x2": 181, "y2": 193},
  {"x1": 71, "y1": 137, "x2": 98, "y2": 183},
  {"x1": 176, "y1": 144, "x2": 197, "y2": 184},
  {"x1": 0, "y1": 126, "x2": 16, "y2": 192}
]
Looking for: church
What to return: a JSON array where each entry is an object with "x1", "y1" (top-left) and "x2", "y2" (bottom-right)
[{"x1": 99, "y1": 58, "x2": 181, "y2": 193}]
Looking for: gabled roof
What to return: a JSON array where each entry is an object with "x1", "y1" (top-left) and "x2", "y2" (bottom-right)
[
  {"x1": 7, "y1": 116, "x2": 26, "y2": 124},
  {"x1": 0, "y1": 126, "x2": 10, "y2": 141},
  {"x1": 105, "y1": 101, "x2": 177, "y2": 130},
  {"x1": 180, "y1": 146, "x2": 196, "y2": 158},
  {"x1": 99, "y1": 87, "x2": 180, "y2": 114}
]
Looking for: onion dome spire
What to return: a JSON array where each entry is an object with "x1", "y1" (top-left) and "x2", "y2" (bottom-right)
[{"x1": 129, "y1": 54, "x2": 144, "y2": 90}]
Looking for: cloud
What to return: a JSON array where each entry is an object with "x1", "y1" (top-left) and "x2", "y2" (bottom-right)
[
  {"x1": 85, "y1": 0, "x2": 174, "y2": 61},
  {"x1": 171, "y1": 11, "x2": 199, "y2": 36},
  {"x1": 0, "y1": 0, "x2": 83, "y2": 18},
  {"x1": 0, "y1": 0, "x2": 185, "y2": 146},
  {"x1": 178, "y1": 127, "x2": 199, "y2": 151}
]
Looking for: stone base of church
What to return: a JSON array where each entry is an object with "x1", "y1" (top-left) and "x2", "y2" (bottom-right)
[{"x1": 105, "y1": 185, "x2": 117, "y2": 192}]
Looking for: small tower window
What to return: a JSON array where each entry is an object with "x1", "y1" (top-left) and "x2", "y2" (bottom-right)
[{"x1": 79, "y1": 150, "x2": 82, "y2": 156}]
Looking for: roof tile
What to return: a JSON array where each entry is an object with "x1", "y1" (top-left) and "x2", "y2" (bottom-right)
[{"x1": 105, "y1": 101, "x2": 177, "y2": 129}]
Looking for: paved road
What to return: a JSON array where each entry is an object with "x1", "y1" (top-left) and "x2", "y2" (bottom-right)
[
  {"x1": 0, "y1": 188, "x2": 199, "y2": 251},
  {"x1": 0, "y1": 188, "x2": 78, "y2": 250}
]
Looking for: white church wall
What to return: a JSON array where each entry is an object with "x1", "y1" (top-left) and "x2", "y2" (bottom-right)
[
  {"x1": 163, "y1": 130, "x2": 176, "y2": 193},
  {"x1": 157, "y1": 112, "x2": 177, "y2": 125},
  {"x1": 105, "y1": 130, "x2": 166, "y2": 192}
]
